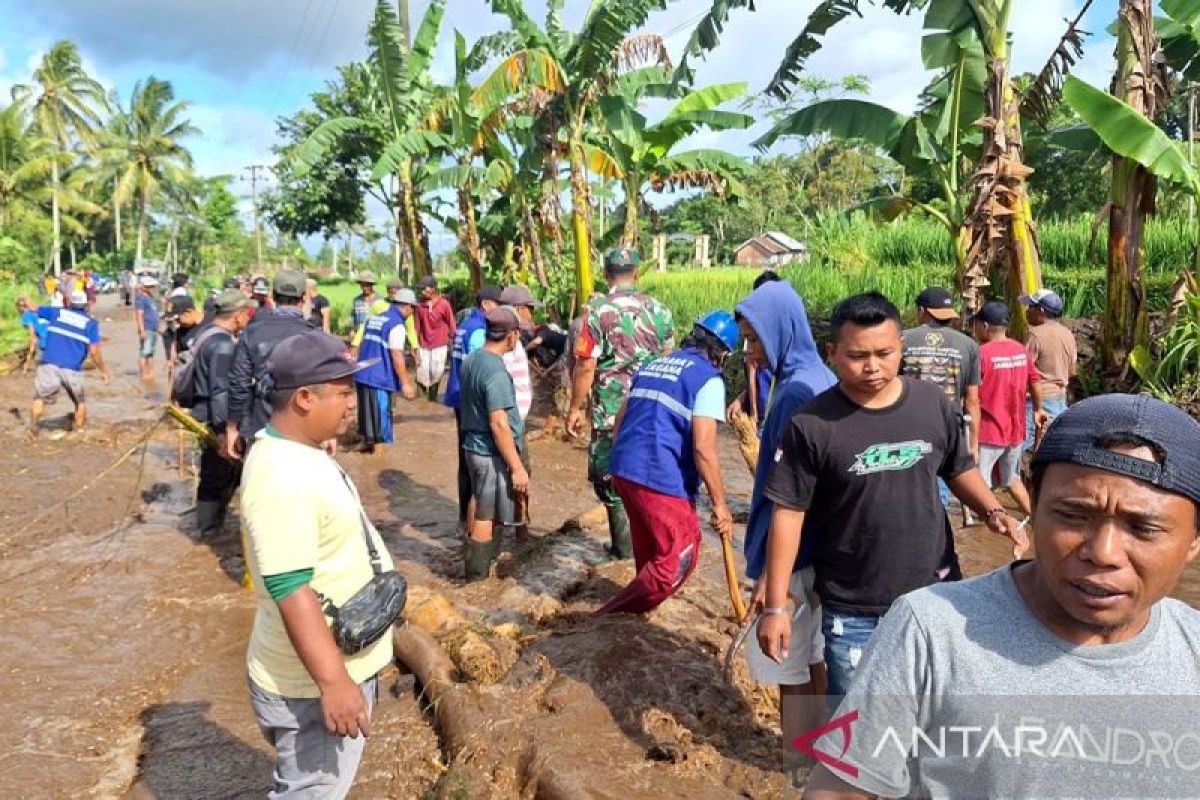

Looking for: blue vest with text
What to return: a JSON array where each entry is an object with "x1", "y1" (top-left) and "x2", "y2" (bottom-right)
[
  {"x1": 610, "y1": 348, "x2": 720, "y2": 499},
  {"x1": 355, "y1": 307, "x2": 406, "y2": 390},
  {"x1": 443, "y1": 307, "x2": 487, "y2": 409},
  {"x1": 39, "y1": 306, "x2": 100, "y2": 371}
]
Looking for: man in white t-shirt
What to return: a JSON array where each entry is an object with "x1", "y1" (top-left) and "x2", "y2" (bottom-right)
[{"x1": 241, "y1": 330, "x2": 395, "y2": 798}]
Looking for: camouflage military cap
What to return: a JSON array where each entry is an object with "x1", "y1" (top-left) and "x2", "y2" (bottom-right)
[{"x1": 603, "y1": 248, "x2": 640, "y2": 271}]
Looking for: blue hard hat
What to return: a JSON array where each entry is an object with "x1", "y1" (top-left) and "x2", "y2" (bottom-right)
[{"x1": 696, "y1": 310, "x2": 740, "y2": 353}]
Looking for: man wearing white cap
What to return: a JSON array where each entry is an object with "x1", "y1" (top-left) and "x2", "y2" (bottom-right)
[
  {"x1": 135, "y1": 274, "x2": 161, "y2": 381},
  {"x1": 29, "y1": 289, "x2": 110, "y2": 434}
]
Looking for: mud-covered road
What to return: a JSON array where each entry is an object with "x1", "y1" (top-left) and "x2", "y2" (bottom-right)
[{"x1": 0, "y1": 295, "x2": 1195, "y2": 799}]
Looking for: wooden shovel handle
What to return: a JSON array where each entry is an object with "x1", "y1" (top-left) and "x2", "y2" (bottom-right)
[{"x1": 720, "y1": 528, "x2": 748, "y2": 623}]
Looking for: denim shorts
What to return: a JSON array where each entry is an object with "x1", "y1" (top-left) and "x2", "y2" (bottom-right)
[
  {"x1": 1024, "y1": 396, "x2": 1068, "y2": 451},
  {"x1": 822, "y1": 607, "x2": 882, "y2": 701}
]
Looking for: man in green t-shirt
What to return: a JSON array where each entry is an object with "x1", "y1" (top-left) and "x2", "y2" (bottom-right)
[{"x1": 459, "y1": 306, "x2": 530, "y2": 580}]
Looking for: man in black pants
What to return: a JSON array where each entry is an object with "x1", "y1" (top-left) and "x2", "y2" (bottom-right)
[
  {"x1": 191, "y1": 289, "x2": 252, "y2": 538},
  {"x1": 223, "y1": 270, "x2": 313, "y2": 460}
]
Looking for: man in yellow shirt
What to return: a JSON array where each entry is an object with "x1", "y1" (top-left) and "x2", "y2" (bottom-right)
[{"x1": 241, "y1": 330, "x2": 393, "y2": 798}]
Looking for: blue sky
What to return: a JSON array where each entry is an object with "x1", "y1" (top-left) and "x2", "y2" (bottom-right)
[{"x1": 0, "y1": 0, "x2": 1122, "y2": 252}]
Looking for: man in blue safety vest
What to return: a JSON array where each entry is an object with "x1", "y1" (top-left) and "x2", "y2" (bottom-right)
[
  {"x1": 353, "y1": 286, "x2": 418, "y2": 455},
  {"x1": 595, "y1": 311, "x2": 739, "y2": 615},
  {"x1": 444, "y1": 285, "x2": 502, "y2": 529},
  {"x1": 30, "y1": 289, "x2": 111, "y2": 435}
]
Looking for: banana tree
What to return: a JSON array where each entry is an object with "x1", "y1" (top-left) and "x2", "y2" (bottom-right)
[
  {"x1": 682, "y1": 0, "x2": 1093, "y2": 321},
  {"x1": 480, "y1": 0, "x2": 673, "y2": 307},
  {"x1": 1160, "y1": 0, "x2": 1200, "y2": 82},
  {"x1": 295, "y1": 0, "x2": 447, "y2": 277},
  {"x1": 753, "y1": 24, "x2": 984, "y2": 286},
  {"x1": 600, "y1": 71, "x2": 752, "y2": 247},
  {"x1": 1063, "y1": 76, "x2": 1199, "y2": 375},
  {"x1": 1063, "y1": 1, "x2": 1171, "y2": 371},
  {"x1": 1063, "y1": 2, "x2": 1194, "y2": 370}
]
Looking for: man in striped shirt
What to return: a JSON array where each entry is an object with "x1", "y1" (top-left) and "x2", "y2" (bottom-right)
[{"x1": 500, "y1": 286, "x2": 539, "y2": 538}]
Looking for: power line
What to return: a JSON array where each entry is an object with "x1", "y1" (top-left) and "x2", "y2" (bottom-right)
[
  {"x1": 269, "y1": 0, "x2": 318, "y2": 116},
  {"x1": 310, "y1": 0, "x2": 344, "y2": 71}
]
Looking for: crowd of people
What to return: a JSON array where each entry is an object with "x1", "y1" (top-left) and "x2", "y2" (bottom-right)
[{"x1": 13, "y1": 251, "x2": 1199, "y2": 798}]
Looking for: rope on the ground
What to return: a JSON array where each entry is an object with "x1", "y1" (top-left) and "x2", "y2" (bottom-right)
[{"x1": 0, "y1": 414, "x2": 167, "y2": 549}]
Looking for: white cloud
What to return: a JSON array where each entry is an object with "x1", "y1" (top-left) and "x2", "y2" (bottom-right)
[{"x1": 21, "y1": 0, "x2": 377, "y2": 81}]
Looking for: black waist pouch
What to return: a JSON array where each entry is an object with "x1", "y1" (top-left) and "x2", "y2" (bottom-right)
[{"x1": 318, "y1": 474, "x2": 408, "y2": 655}]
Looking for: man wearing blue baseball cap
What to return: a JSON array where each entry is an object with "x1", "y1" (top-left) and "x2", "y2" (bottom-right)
[
  {"x1": 803, "y1": 393, "x2": 1200, "y2": 799},
  {"x1": 595, "y1": 310, "x2": 738, "y2": 615},
  {"x1": 1019, "y1": 287, "x2": 1076, "y2": 453}
]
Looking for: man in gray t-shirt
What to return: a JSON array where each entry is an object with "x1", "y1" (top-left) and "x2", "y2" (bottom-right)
[{"x1": 803, "y1": 394, "x2": 1200, "y2": 799}]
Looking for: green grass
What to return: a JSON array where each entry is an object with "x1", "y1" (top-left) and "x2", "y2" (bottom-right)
[
  {"x1": 640, "y1": 265, "x2": 1179, "y2": 333},
  {"x1": 0, "y1": 283, "x2": 41, "y2": 357},
  {"x1": 800, "y1": 214, "x2": 1197, "y2": 275}
]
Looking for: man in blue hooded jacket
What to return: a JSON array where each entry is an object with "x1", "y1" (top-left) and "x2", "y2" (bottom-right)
[{"x1": 734, "y1": 280, "x2": 837, "y2": 762}]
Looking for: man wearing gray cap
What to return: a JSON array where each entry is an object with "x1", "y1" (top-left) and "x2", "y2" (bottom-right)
[
  {"x1": 185, "y1": 289, "x2": 252, "y2": 538},
  {"x1": 241, "y1": 330, "x2": 393, "y2": 798},
  {"x1": 803, "y1": 393, "x2": 1200, "y2": 800},
  {"x1": 224, "y1": 269, "x2": 312, "y2": 460},
  {"x1": 499, "y1": 285, "x2": 541, "y2": 421}
]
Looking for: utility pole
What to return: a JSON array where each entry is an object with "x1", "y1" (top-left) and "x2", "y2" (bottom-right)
[{"x1": 245, "y1": 164, "x2": 268, "y2": 270}]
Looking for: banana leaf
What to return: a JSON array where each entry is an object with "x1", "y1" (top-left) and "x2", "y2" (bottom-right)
[{"x1": 1062, "y1": 76, "x2": 1200, "y2": 195}]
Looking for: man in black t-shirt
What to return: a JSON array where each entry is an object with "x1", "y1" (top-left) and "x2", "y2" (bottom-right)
[
  {"x1": 305, "y1": 278, "x2": 331, "y2": 332},
  {"x1": 758, "y1": 292, "x2": 1025, "y2": 699}
]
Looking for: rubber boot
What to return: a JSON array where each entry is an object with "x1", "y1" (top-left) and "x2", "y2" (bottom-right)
[
  {"x1": 196, "y1": 500, "x2": 225, "y2": 540},
  {"x1": 606, "y1": 504, "x2": 633, "y2": 560},
  {"x1": 465, "y1": 538, "x2": 496, "y2": 581}
]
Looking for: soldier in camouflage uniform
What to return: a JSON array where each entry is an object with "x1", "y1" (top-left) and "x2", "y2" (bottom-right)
[{"x1": 568, "y1": 248, "x2": 675, "y2": 558}]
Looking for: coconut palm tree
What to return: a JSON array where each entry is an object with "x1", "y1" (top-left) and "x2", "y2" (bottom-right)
[
  {"x1": 11, "y1": 41, "x2": 107, "y2": 275},
  {"x1": 0, "y1": 104, "x2": 54, "y2": 230},
  {"x1": 97, "y1": 77, "x2": 199, "y2": 265}
]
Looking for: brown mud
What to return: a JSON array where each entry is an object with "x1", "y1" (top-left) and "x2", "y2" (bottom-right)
[{"x1": 0, "y1": 295, "x2": 1194, "y2": 799}]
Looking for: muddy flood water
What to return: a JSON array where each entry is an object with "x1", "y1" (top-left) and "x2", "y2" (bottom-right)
[{"x1": 0, "y1": 295, "x2": 1195, "y2": 798}]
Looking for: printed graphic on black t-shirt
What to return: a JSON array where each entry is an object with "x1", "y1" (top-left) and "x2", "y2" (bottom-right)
[
  {"x1": 765, "y1": 378, "x2": 974, "y2": 614},
  {"x1": 901, "y1": 324, "x2": 981, "y2": 412}
]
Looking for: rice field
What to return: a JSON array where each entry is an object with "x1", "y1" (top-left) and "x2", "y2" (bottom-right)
[{"x1": 295, "y1": 215, "x2": 1197, "y2": 336}]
